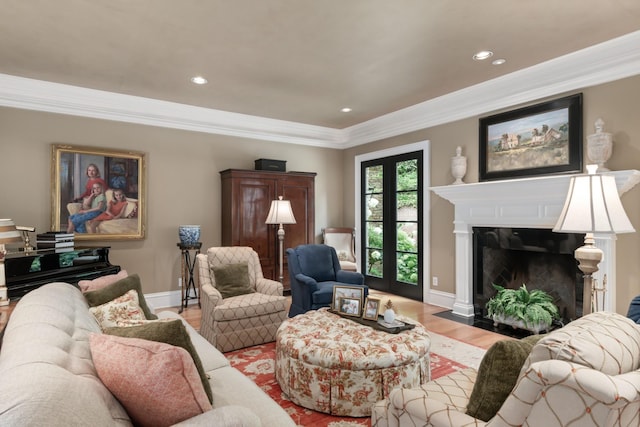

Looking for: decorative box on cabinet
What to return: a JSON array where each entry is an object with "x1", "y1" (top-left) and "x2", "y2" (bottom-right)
[{"x1": 220, "y1": 169, "x2": 316, "y2": 291}]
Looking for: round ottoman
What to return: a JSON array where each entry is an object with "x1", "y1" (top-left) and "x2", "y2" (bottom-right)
[{"x1": 275, "y1": 308, "x2": 431, "y2": 417}]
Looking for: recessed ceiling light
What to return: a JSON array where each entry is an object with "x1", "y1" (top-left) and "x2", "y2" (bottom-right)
[
  {"x1": 190, "y1": 76, "x2": 208, "y2": 85},
  {"x1": 492, "y1": 58, "x2": 506, "y2": 65},
  {"x1": 473, "y1": 50, "x2": 493, "y2": 61},
  {"x1": 341, "y1": 107, "x2": 352, "y2": 113}
]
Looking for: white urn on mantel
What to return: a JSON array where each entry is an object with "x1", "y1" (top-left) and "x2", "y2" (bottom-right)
[
  {"x1": 587, "y1": 118, "x2": 613, "y2": 172},
  {"x1": 451, "y1": 146, "x2": 467, "y2": 185}
]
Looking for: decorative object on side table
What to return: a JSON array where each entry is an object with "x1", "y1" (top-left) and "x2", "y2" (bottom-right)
[
  {"x1": 553, "y1": 164, "x2": 635, "y2": 315},
  {"x1": 15, "y1": 226, "x2": 35, "y2": 253},
  {"x1": 451, "y1": 146, "x2": 467, "y2": 184},
  {"x1": 586, "y1": 118, "x2": 613, "y2": 172},
  {"x1": 486, "y1": 284, "x2": 559, "y2": 334},
  {"x1": 178, "y1": 225, "x2": 201, "y2": 245},
  {"x1": 265, "y1": 196, "x2": 296, "y2": 283},
  {"x1": 0, "y1": 219, "x2": 22, "y2": 306}
]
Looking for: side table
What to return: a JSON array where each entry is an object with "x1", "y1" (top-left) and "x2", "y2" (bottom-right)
[{"x1": 177, "y1": 242, "x2": 202, "y2": 313}]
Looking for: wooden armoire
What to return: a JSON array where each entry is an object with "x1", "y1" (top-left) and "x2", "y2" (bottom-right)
[{"x1": 220, "y1": 169, "x2": 316, "y2": 291}]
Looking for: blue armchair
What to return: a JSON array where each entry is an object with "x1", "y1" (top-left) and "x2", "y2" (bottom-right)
[{"x1": 286, "y1": 244, "x2": 367, "y2": 317}]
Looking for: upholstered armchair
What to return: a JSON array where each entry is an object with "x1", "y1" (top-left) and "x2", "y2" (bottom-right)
[
  {"x1": 322, "y1": 227, "x2": 357, "y2": 271},
  {"x1": 371, "y1": 311, "x2": 640, "y2": 427},
  {"x1": 196, "y1": 246, "x2": 288, "y2": 352},
  {"x1": 286, "y1": 244, "x2": 367, "y2": 317}
]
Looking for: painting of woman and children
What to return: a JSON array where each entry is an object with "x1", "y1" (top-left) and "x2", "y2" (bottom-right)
[{"x1": 51, "y1": 144, "x2": 146, "y2": 240}]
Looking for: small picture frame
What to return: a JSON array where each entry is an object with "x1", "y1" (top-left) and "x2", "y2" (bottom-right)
[
  {"x1": 362, "y1": 297, "x2": 380, "y2": 320},
  {"x1": 332, "y1": 285, "x2": 365, "y2": 311},
  {"x1": 338, "y1": 297, "x2": 362, "y2": 317}
]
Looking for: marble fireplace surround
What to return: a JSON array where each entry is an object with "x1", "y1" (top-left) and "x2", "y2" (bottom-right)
[{"x1": 431, "y1": 170, "x2": 640, "y2": 317}]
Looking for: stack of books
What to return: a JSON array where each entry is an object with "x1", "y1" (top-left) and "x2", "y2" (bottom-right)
[{"x1": 36, "y1": 232, "x2": 75, "y2": 252}]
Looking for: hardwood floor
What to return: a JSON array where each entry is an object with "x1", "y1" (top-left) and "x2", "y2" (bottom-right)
[{"x1": 166, "y1": 289, "x2": 507, "y2": 350}]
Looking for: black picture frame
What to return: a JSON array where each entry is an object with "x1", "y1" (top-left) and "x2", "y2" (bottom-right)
[{"x1": 479, "y1": 93, "x2": 583, "y2": 181}]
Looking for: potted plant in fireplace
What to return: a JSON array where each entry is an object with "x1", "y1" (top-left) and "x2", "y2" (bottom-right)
[{"x1": 486, "y1": 284, "x2": 559, "y2": 334}]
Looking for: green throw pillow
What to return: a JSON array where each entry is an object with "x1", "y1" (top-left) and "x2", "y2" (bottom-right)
[
  {"x1": 104, "y1": 319, "x2": 213, "y2": 404},
  {"x1": 84, "y1": 274, "x2": 157, "y2": 320},
  {"x1": 212, "y1": 263, "x2": 254, "y2": 299},
  {"x1": 465, "y1": 336, "x2": 541, "y2": 421}
]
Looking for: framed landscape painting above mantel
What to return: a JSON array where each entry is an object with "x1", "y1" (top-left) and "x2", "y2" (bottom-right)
[
  {"x1": 51, "y1": 144, "x2": 146, "y2": 240},
  {"x1": 479, "y1": 93, "x2": 583, "y2": 181}
]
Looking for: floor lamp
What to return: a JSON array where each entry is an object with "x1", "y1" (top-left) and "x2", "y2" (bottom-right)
[
  {"x1": 0, "y1": 219, "x2": 22, "y2": 306},
  {"x1": 553, "y1": 165, "x2": 635, "y2": 315},
  {"x1": 265, "y1": 196, "x2": 296, "y2": 283}
]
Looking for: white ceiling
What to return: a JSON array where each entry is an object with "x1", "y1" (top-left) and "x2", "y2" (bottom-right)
[{"x1": 1, "y1": 1, "x2": 640, "y2": 147}]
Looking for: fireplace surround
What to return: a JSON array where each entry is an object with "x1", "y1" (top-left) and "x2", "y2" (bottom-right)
[{"x1": 431, "y1": 170, "x2": 640, "y2": 317}]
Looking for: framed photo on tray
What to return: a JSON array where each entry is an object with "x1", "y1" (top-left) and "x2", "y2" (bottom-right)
[
  {"x1": 338, "y1": 297, "x2": 362, "y2": 317},
  {"x1": 479, "y1": 93, "x2": 583, "y2": 181},
  {"x1": 332, "y1": 285, "x2": 364, "y2": 311},
  {"x1": 362, "y1": 297, "x2": 380, "y2": 320}
]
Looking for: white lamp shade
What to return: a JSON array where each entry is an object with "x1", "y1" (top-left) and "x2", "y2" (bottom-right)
[
  {"x1": 265, "y1": 197, "x2": 296, "y2": 225},
  {"x1": 0, "y1": 219, "x2": 22, "y2": 244},
  {"x1": 553, "y1": 173, "x2": 634, "y2": 234}
]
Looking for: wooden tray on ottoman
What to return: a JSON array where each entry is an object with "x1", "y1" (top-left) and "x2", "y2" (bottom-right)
[{"x1": 329, "y1": 309, "x2": 416, "y2": 333}]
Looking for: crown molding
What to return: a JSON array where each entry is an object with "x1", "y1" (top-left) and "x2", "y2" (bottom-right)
[
  {"x1": 342, "y1": 30, "x2": 640, "y2": 148},
  {"x1": 0, "y1": 31, "x2": 638, "y2": 148}
]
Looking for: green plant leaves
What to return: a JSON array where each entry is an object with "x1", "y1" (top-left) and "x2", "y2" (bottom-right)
[{"x1": 486, "y1": 283, "x2": 559, "y2": 327}]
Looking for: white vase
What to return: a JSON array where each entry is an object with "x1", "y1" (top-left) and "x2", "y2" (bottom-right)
[
  {"x1": 451, "y1": 146, "x2": 467, "y2": 185},
  {"x1": 383, "y1": 308, "x2": 396, "y2": 323}
]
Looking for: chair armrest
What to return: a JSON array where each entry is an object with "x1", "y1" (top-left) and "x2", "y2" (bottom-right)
[
  {"x1": 336, "y1": 270, "x2": 365, "y2": 285},
  {"x1": 496, "y1": 360, "x2": 640, "y2": 426},
  {"x1": 201, "y1": 283, "x2": 223, "y2": 307},
  {"x1": 255, "y1": 277, "x2": 283, "y2": 296},
  {"x1": 390, "y1": 388, "x2": 486, "y2": 427},
  {"x1": 294, "y1": 273, "x2": 319, "y2": 293}
]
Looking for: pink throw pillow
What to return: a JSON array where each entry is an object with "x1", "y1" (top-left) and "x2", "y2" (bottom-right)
[
  {"x1": 89, "y1": 333, "x2": 212, "y2": 427},
  {"x1": 79, "y1": 270, "x2": 128, "y2": 293}
]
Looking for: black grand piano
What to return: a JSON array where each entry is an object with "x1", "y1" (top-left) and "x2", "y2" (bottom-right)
[{"x1": 4, "y1": 247, "x2": 120, "y2": 299}]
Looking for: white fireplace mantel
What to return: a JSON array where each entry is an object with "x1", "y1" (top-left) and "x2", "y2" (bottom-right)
[{"x1": 431, "y1": 170, "x2": 640, "y2": 317}]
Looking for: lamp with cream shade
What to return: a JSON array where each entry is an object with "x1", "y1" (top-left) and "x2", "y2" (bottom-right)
[
  {"x1": 553, "y1": 165, "x2": 635, "y2": 315},
  {"x1": 0, "y1": 219, "x2": 22, "y2": 306},
  {"x1": 265, "y1": 196, "x2": 296, "y2": 283}
]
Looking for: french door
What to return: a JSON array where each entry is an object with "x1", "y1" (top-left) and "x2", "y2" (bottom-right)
[{"x1": 361, "y1": 151, "x2": 423, "y2": 300}]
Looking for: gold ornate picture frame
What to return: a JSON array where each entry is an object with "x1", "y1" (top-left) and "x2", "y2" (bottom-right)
[{"x1": 51, "y1": 144, "x2": 146, "y2": 240}]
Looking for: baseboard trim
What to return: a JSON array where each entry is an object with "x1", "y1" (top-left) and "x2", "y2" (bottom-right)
[{"x1": 425, "y1": 289, "x2": 455, "y2": 310}]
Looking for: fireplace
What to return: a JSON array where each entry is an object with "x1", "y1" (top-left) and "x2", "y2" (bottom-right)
[
  {"x1": 473, "y1": 227, "x2": 584, "y2": 323},
  {"x1": 431, "y1": 170, "x2": 640, "y2": 318}
]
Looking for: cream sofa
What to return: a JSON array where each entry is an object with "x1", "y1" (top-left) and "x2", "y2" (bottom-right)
[
  {"x1": 0, "y1": 282, "x2": 295, "y2": 427},
  {"x1": 372, "y1": 311, "x2": 640, "y2": 427}
]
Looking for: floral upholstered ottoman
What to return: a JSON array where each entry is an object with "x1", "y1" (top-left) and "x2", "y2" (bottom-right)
[{"x1": 275, "y1": 308, "x2": 431, "y2": 417}]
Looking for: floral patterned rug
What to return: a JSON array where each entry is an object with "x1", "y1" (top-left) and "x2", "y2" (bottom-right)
[{"x1": 225, "y1": 332, "x2": 485, "y2": 427}]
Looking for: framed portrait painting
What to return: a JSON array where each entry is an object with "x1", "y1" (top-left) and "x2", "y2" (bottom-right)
[
  {"x1": 479, "y1": 93, "x2": 583, "y2": 181},
  {"x1": 51, "y1": 144, "x2": 146, "y2": 240}
]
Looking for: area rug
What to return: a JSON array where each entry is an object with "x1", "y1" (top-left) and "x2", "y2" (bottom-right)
[{"x1": 225, "y1": 332, "x2": 485, "y2": 427}]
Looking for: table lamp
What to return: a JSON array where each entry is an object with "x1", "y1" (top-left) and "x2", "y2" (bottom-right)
[
  {"x1": 553, "y1": 165, "x2": 635, "y2": 315},
  {"x1": 0, "y1": 219, "x2": 22, "y2": 306},
  {"x1": 265, "y1": 196, "x2": 296, "y2": 283}
]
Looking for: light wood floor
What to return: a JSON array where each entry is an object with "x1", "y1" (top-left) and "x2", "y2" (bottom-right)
[{"x1": 166, "y1": 289, "x2": 507, "y2": 350}]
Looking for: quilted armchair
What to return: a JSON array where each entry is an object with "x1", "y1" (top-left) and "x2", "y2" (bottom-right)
[
  {"x1": 286, "y1": 244, "x2": 367, "y2": 317},
  {"x1": 372, "y1": 311, "x2": 640, "y2": 427},
  {"x1": 196, "y1": 246, "x2": 288, "y2": 352}
]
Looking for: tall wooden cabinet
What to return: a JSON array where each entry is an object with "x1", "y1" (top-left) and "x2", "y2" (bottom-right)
[{"x1": 220, "y1": 169, "x2": 316, "y2": 291}]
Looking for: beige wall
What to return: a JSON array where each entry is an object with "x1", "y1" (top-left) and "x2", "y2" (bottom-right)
[
  {"x1": 0, "y1": 107, "x2": 345, "y2": 294},
  {"x1": 2, "y1": 74, "x2": 639, "y2": 314},
  {"x1": 344, "y1": 74, "x2": 640, "y2": 314}
]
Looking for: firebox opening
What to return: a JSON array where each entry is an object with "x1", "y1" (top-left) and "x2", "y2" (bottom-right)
[{"x1": 473, "y1": 227, "x2": 585, "y2": 326}]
